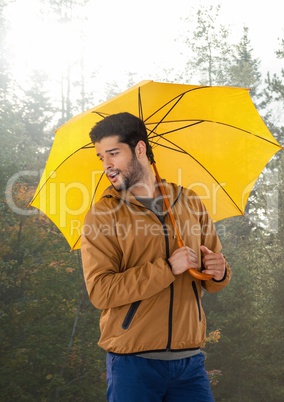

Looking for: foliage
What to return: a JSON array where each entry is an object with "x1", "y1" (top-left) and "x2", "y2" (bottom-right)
[
  {"x1": 0, "y1": 182, "x2": 106, "y2": 401},
  {"x1": 0, "y1": 1, "x2": 283, "y2": 401},
  {"x1": 228, "y1": 26, "x2": 262, "y2": 99},
  {"x1": 261, "y1": 38, "x2": 284, "y2": 145},
  {"x1": 183, "y1": 4, "x2": 233, "y2": 86}
]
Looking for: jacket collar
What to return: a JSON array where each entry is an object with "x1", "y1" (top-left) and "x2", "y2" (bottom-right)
[{"x1": 101, "y1": 180, "x2": 183, "y2": 209}]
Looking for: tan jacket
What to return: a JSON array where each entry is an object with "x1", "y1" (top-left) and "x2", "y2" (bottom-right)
[{"x1": 81, "y1": 182, "x2": 231, "y2": 354}]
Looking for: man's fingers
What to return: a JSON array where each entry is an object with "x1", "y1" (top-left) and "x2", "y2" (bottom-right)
[{"x1": 200, "y1": 245, "x2": 212, "y2": 255}]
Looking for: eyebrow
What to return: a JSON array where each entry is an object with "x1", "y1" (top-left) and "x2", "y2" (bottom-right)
[{"x1": 96, "y1": 147, "x2": 120, "y2": 158}]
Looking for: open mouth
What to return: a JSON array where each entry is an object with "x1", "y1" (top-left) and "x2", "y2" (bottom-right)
[{"x1": 106, "y1": 170, "x2": 119, "y2": 181}]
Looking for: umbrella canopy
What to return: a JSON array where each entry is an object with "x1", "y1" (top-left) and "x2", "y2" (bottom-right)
[{"x1": 30, "y1": 80, "x2": 283, "y2": 251}]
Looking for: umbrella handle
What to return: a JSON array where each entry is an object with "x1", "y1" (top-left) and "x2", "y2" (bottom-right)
[
  {"x1": 176, "y1": 234, "x2": 213, "y2": 281},
  {"x1": 152, "y1": 163, "x2": 213, "y2": 281}
]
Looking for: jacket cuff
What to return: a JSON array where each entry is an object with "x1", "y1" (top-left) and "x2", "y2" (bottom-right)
[
  {"x1": 166, "y1": 259, "x2": 173, "y2": 271},
  {"x1": 212, "y1": 267, "x2": 227, "y2": 283}
]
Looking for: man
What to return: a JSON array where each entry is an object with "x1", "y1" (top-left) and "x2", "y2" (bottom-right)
[{"x1": 81, "y1": 112, "x2": 231, "y2": 402}]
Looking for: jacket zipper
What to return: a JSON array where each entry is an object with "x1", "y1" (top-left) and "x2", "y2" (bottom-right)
[
  {"x1": 162, "y1": 220, "x2": 174, "y2": 350},
  {"x1": 118, "y1": 188, "x2": 183, "y2": 342},
  {"x1": 166, "y1": 283, "x2": 174, "y2": 350},
  {"x1": 192, "y1": 281, "x2": 202, "y2": 322},
  {"x1": 163, "y1": 187, "x2": 183, "y2": 350}
]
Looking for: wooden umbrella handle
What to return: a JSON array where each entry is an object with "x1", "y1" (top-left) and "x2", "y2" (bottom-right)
[{"x1": 152, "y1": 163, "x2": 213, "y2": 281}]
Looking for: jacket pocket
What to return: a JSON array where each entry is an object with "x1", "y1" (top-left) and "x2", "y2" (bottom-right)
[
  {"x1": 192, "y1": 281, "x2": 201, "y2": 322},
  {"x1": 122, "y1": 300, "x2": 141, "y2": 330}
]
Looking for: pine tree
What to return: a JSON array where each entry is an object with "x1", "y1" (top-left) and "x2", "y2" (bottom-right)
[
  {"x1": 183, "y1": 3, "x2": 233, "y2": 85},
  {"x1": 228, "y1": 26, "x2": 262, "y2": 100}
]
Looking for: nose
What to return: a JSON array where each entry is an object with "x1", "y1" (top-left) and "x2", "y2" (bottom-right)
[{"x1": 103, "y1": 155, "x2": 113, "y2": 171}]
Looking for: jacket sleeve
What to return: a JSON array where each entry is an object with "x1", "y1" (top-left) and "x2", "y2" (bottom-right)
[
  {"x1": 203, "y1": 257, "x2": 232, "y2": 293},
  {"x1": 81, "y1": 206, "x2": 175, "y2": 310},
  {"x1": 192, "y1": 192, "x2": 232, "y2": 293}
]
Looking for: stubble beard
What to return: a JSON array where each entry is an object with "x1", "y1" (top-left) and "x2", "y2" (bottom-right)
[{"x1": 113, "y1": 154, "x2": 147, "y2": 192}]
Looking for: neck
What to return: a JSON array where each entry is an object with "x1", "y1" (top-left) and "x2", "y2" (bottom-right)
[{"x1": 130, "y1": 166, "x2": 160, "y2": 198}]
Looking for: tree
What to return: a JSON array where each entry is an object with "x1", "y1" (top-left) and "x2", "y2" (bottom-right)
[
  {"x1": 228, "y1": 26, "x2": 262, "y2": 100},
  {"x1": 38, "y1": 0, "x2": 91, "y2": 125},
  {"x1": 0, "y1": 183, "x2": 106, "y2": 401},
  {"x1": 183, "y1": 4, "x2": 233, "y2": 85},
  {"x1": 1, "y1": 0, "x2": 283, "y2": 399},
  {"x1": 204, "y1": 206, "x2": 284, "y2": 401},
  {"x1": 261, "y1": 37, "x2": 284, "y2": 145}
]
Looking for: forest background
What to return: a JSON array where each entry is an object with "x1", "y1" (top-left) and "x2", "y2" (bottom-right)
[{"x1": 0, "y1": 0, "x2": 283, "y2": 401}]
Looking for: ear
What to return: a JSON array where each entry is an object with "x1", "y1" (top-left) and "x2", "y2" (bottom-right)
[{"x1": 135, "y1": 140, "x2": 147, "y2": 158}]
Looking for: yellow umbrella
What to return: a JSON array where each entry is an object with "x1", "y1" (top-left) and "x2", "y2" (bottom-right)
[{"x1": 30, "y1": 80, "x2": 282, "y2": 278}]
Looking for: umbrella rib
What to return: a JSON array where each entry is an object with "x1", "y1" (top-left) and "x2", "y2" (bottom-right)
[
  {"x1": 146, "y1": 94, "x2": 186, "y2": 135},
  {"x1": 30, "y1": 142, "x2": 95, "y2": 202},
  {"x1": 143, "y1": 86, "x2": 209, "y2": 125},
  {"x1": 91, "y1": 111, "x2": 109, "y2": 119},
  {"x1": 148, "y1": 121, "x2": 203, "y2": 140},
  {"x1": 90, "y1": 171, "x2": 105, "y2": 206},
  {"x1": 138, "y1": 87, "x2": 143, "y2": 121},
  {"x1": 149, "y1": 140, "x2": 244, "y2": 216},
  {"x1": 70, "y1": 171, "x2": 106, "y2": 250},
  {"x1": 148, "y1": 119, "x2": 281, "y2": 149},
  {"x1": 148, "y1": 114, "x2": 279, "y2": 215}
]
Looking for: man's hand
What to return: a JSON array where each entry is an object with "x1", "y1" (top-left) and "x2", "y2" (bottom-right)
[
  {"x1": 200, "y1": 245, "x2": 225, "y2": 281},
  {"x1": 168, "y1": 246, "x2": 199, "y2": 275}
]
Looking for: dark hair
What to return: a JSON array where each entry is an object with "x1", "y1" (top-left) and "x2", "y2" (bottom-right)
[{"x1": 89, "y1": 112, "x2": 155, "y2": 164}]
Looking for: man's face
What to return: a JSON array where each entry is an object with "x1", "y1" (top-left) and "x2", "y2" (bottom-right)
[{"x1": 95, "y1": 135, "x2": 145, "y2": 191}]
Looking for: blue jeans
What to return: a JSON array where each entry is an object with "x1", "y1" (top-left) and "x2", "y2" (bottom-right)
[{"x1": 106, "y1": 352, "x2": 215, "y2": 402}]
